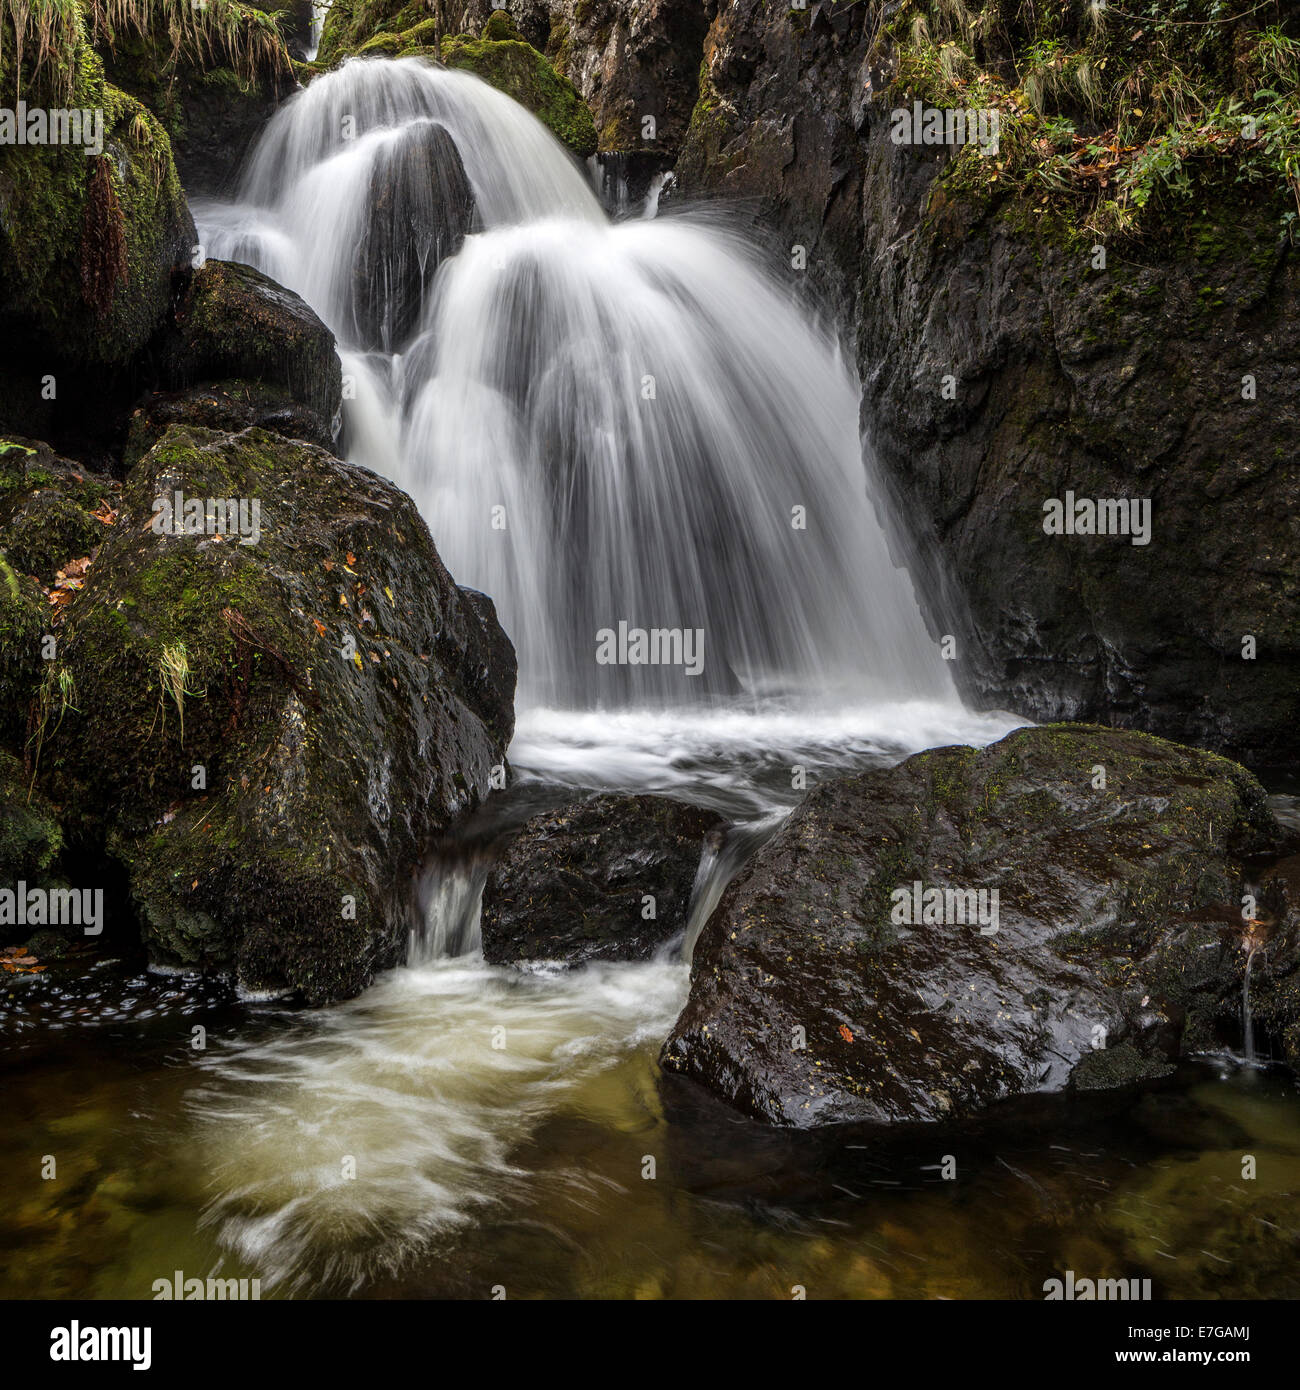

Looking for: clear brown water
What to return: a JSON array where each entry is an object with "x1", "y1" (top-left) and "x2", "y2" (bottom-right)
[{"x1": 3, "y1": 950, "x2": 1298, "y2": 1301}]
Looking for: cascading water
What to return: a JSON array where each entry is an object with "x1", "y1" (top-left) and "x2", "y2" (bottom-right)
[
  {"x1": 197, "y1": 56, "x2": 957, "y2": 711},
  {"x1": 184, "y1": 54, "x2": 1022, "y2": 1291}
]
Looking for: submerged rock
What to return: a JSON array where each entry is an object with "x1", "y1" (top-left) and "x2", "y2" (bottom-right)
[
  {"x1": 481, "y1": 794, "x2": 725, "y2": 965},
  {"x1": 36, "y1": 424, "x2": 516, "y2": 1002},
  {"x1": 662, "y1": 724, "x2": 1294, "y2": 1128}
]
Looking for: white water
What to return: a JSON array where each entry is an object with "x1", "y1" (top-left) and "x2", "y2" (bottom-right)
[
  {"x1": 197, "y1": 56, "x2": 959, "y2": 709},
  {"x1": 187, "y1": 55, "x2": 1023, "y2": 1291}
]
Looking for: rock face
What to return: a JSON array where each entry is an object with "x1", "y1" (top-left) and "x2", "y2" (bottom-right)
[
  {"x1": 481, "y1": 794, "x2": 724, "y2": 965},
  {"x1": 662, "y1": 725, "x2": 1295, "y2": 1128},
  {"x1": 446, "y1": 1, "x2": 706, "y2": 154},
  {"x1": 35, "y1": 424, "x2": 516, "y2": 1002},
  {"x1": 671, "y1": 1, "x2": 1300, "y2": 772}
]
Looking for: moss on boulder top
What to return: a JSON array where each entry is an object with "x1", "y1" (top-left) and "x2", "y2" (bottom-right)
[{"x1": 438, "y1": 34, "x2": 597, "y2": 156}]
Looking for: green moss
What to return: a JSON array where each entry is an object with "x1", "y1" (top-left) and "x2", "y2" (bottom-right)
[
  {"x1": 0, "y1": 44, "x2": 192, "y2": 369},
  {"x1": 0, "y1": 751, "x2": 63, "y2": 886},
  {"x1": 438, "y1": 35, "x2": 597, "y2": 157},
  {"x1": 483, "y1": 10, "x2": 522, "y2": 42}
]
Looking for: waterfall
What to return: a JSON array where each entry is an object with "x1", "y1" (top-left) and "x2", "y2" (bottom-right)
[
  {"x1": 1243, "y1": 942, "x2": 1258, "y2": 1065},
  {"x1": 196, "y1": 56, "x2": 960, "y2": 712}
]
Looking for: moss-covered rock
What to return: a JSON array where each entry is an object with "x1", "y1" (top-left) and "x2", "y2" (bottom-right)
[
  {"x1": 663, "y1": 724, "x2": 1296, "y2": 1128},
  {"x1": 159, "y1": 260, "x2": 342, "y2": 435},
  {"x1": 0, "y1": 50, "x2": 195, "y2": 373},
  {"x1": 0, "y1": 751, "x2": 64, "y2": 935},
  {"x1": 438, "y1": 35, "x2": 597, "y2": 156},
  {"x1": 0, "y1": 437, "x2": 121, "y2": 587},
  {"x1": 482, "y1": 10, "x2": 522, "y2": 43},
  {"x1": 36, "y1": 424, "x2": 516, "y2": 1002}
]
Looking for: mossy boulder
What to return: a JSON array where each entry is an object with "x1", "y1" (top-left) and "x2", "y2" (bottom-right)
[
  {"x1": 663, "y1": 724, "x2": 1295, "y2": 1128},
  {"x1": 482, "y1": 11, "x2": 522, "y2": 43},
  {"x1": 438, "y1": 35, "x2": 597, "y2": 156},
  {"x1": 481, "y1": 794, "x2": 726, "y2": 966},
  {"x1": 159, "y1": 260, "x2": 342, "y2": 438},
  {"x1": 0, "y1": 751, "x2": 64, "y2": 942},
  {"x1": 36, "y1": 424, "x2": 516, "y2": 1002},
  {"x1": 0, "y1": 437, "x2": 121, "y2": 586},
  {"x1": 0, "y1": 51, "x2": 195, "y2": 373}
]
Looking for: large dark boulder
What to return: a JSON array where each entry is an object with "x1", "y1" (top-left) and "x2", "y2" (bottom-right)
[
  {"x1": 160, "y1": 260, "x2": 343, "y2": 440},
  {"x1": 349, "y1": 120, "x2": 476, "y2": 352},
  {"x1": 663, "y1": 725, "x2": 1296, "y2": 1128},
  {"x1": 481, "y1": 794, "x2": 725, "y2": 965},
  {"x1": 34, "y1": 424, "x2": 516, "y2": 1002}
]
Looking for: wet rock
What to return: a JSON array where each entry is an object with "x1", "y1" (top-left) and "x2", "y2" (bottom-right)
[
  {"x1": 452, "y1": 1, "x2": 709, "y2": 155},
  {"x1": 160, "y1": 260, "x2": 343, "y2": 439},
  {"x1": 662, "y1": 724, "x2": 1294, "y2": 1128},
  {"x1": 126, "y1": 381, "x2": 336, "y2": 465},
  {"x1": 35, "y1": 424, "x2": 516, "y2": 1003},
  {"x1": 481, "y1": 794, "x2": 725, "y2": 964},
  {"x1": 349, "y1": 120, "x2": 477, "y2": 352}
]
